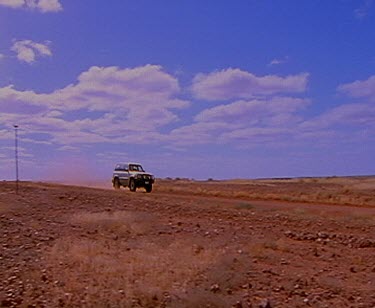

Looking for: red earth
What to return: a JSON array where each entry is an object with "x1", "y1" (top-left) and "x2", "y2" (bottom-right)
[{"x1": 0, "y1": 181, "x2": 374, "y2": 307}]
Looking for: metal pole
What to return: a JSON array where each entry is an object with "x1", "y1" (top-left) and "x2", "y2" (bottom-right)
[{"x1": 14, "y1": 125, "x2": 19, "y2": 195}]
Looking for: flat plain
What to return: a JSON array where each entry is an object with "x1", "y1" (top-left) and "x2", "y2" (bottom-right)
[{"x1": 0, "y1": 177, "x2": 374, "y2": 307}]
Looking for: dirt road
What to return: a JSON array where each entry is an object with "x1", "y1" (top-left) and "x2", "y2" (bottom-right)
[{"x1": 0, "y1": 181, "x2": 374, "y2": 307}]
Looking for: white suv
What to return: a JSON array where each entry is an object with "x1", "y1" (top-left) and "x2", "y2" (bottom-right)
[{"x1": 112, "y1": 163, "x2": 155, "y2": 193}]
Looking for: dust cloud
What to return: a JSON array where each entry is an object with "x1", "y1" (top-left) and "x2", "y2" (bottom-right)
[{"x1": 39, "y1": 156, "x2": 111, "y2": 189}]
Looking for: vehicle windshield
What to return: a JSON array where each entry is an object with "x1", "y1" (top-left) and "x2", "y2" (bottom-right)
[{"x1": 129, "y1": 164, "x2": 144, "y2": 172}]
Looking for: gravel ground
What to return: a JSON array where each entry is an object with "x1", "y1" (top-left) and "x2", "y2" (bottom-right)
[{"x1": 0, "y1": 181, "x2": 374, "y2": 307}]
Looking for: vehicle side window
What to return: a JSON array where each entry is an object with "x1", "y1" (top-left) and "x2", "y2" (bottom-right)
[{"x1": 115, "y1": 164, "x2": 127, "y2": 171}]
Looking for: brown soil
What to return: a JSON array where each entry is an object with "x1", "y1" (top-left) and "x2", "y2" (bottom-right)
[
  {"x1": 155, "y1": 176, "x2": 375, "y2": 207},
  {"x1": 0, "y1": 181, "x2": 374, "y2": 307}
]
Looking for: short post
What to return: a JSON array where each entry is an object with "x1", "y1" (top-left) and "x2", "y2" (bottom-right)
[{"x1": 14, "y1": 125, "x2": 19, "y2": 195}]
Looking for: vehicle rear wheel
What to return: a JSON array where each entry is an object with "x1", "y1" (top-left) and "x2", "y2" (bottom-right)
[
  {"x1": 145, "y1": 185, "x2": 152, "y2": 193},
  {"x1": 113, "y1": 178, "x2": 120, "y2": 190},
  {"x1": 129, "y1": 179, "x2": 136, "y2": 192}
]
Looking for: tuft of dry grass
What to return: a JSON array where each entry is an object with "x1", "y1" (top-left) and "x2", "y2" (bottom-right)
[
  {"x1": 244, "y1": 237, "x2": 294, "y2": 261},
  {"x1": 235, "y1": 202, "x2": 255, "y2": 210},
  {"x1": 0, "y1": 201, "x2": 9, "y2": 214},
  {"x1": 71, "y1": 210, "x2": 155, "y2": 236}
]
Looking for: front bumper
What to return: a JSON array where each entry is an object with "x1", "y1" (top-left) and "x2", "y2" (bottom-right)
[{"x1": 134, "y1": 176, "x2": 154, "y2": 187}]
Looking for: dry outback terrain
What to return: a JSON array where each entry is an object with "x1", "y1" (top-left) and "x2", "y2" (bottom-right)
[
  {"x1": 0, "y1": 178, "x2": 375, "y2": 307},
  {"x1": 156, "y1": 176, "x2": 375, "y2": 207}
]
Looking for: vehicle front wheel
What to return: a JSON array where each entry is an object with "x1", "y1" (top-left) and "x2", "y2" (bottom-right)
[
  {"x1": 129, "y1": 179, "x2": 136, "y2": 192},
  {"x1": 145, "y1": 185, "x2": 152, "y2": 193},
  {"x1": 113, "y1": 178, "x2": 120, "y2": 190}
]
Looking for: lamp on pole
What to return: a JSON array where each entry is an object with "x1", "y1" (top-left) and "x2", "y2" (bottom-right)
[{"x1": 13, "y1": 125, "x2": 19, "y2": 195}]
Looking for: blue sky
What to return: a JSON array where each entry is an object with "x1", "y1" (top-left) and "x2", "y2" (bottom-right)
[{"x1": 1, "y1": 0, "x2": 375, "y2": 180}]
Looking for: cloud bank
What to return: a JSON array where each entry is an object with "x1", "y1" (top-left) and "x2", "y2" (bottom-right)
[
  {"x1": 338, "y1": 75, "x2": 375, "y2": 100},
  {"x1": 192, "y1": 68, "x2": 309, "y2": 101},
  {"x1": 0, "y1": 0, "x2": 62, "y2": 12},
  {"x1": 0, "y1": 65, "x2": 373, "y2": 156},
  {"x1": 0, "y1": 65, "x2": 189, "y2": 145}
]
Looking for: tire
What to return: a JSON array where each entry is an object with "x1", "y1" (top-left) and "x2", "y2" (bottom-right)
[
  {"x1": 145, "y1": 185, "x2": 152, "y2": 193},
  {"x1": 113, "y1": 178, "x2": 120, "y2": 190},
  {"x1": 129, "y1": 179, "x2": 136, "y2": 192}
]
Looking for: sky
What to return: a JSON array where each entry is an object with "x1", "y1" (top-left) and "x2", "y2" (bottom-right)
[{"x1": 0, "y1": 0, "x2": 375, "y2": 181}]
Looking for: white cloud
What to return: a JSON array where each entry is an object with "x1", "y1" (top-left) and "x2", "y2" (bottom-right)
[
  {"x1": 20, "y1": 137, "x2": 52, "y2": 145},
  {"x1": 192, "y1": 68, "x2": 309, "y2": 101},
  {"x1": 326, "y1": 75, "x2": 375, "y2": 133},
  {"x1": 220, "y1": 127, "x2": 292, "y2": 143},
  {"x1": 299, "y1": 77, "x2": 375, "y2": 140},
  {"x1": 0, "y1": 146, "x2": 34, "y2": 159},
  {"x1": 96, "y1": 151, "x2": 131, "y2": 164},
  {"x1": 11, "y1": 40, "x2": 52, "y2": 64},
  {"x1": 2, "y1": 65, "x2": 373, "y2": 152},
  {"x1": 268, "y1": 56, "x2": 289, "y2": 66},
  {"x1": 0, "y1": 65, "x2": 187, "y2": 112},
  {"x1": 337, "y1": 75, "x2": 375, "y2": 99},
  {"x1": 168, "y1": 121, "x2": 231, "y2": 146},
  {"x1": 0, "y1": 128, "x2": 13, "y2": 140},
  {"x1": 33, "y1": 0, "x2": 62, "y2": 12},
  {"x1": 354, "y1": 0, "x2": 373, "y2": 19},
  {"x1": 45, "y1": 110, "x2": 63, "y2": 118},
  {"x1": 0, "y1": 65, "x2": 189, "y2": 145},
  {"x1": 0, "y1": 0, "x2": 62, "y2": 12},
  {"x1": 57, "y1": 145, "x2": 79, "y2": 151},
  {"x1": 0, "y1": 0, "x2": 24, "y2": 8},
  {"x1": 0, "y1": 53, "x2": 5, "y2": 60},
  {"x1": 194, "y1": 97, "x2": 308, "y2": 124},
  {"x1": 300, "y1": 102, "x2": 375, "y2": 130},
  {"x1": 168, "y1": 97, "x2": 309, "y2": 146},
  {"x1": 168, "y1": 94, "x2": 368, "y2": 149}
]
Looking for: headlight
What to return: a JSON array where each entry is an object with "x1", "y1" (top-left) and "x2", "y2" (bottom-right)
[{"x1": 136, "y1": 174, "x2": 142, "y2": 179}]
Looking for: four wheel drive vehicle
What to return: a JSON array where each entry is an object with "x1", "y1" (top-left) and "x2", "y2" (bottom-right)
[{"x1": 112, "y1": 163, "x2": 155, "y2": 193}]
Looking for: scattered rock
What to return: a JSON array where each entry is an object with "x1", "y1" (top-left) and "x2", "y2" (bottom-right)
[
  {"x1": 210, "y1": 284, "x2": 220, "y2": 293},
  {"x1": 193, "y1": 245, "x2": 204, "y2": 255},
  {"x1": 259, "y1": 298, "x2": 272, "y2": 308},
  {"x1": 232, "y1": 301, "x2": 243, "y2": 308},
  {"x1": 350, "y1": 266, "x2": 357, "y2": 273},
  {"x1": 358, "y1": 239, "x2": 375, "y2": 248}
]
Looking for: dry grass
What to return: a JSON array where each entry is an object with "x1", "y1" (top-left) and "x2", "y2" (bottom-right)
[
  {"x1": 245, "y1": 238, "x2": 293, "y2": 260},
  {"x1": 234, "y1": 202, "x2": 255, "y2": 210},
  {"x1": 70, "y1": 210, "x2": 156, "y2": 236},
  {"x1": 45, "y1": 210, "x2": 221, "y2": 306},
  {"x1": 47, "y1": 238, "x2": 219, "y2": 306},
  {"x1": 155, "y1": 176, "x2": 375, "y2": 207},
  {"x1": 0, "y1": 199, "x2": 22, "y2": 214},
  {"x1": 341, "y1": 212, "x2": 375, "y2": 225},
  {"x1": 0, "y1": 201, "x2": 10, "y2": 214}
]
